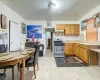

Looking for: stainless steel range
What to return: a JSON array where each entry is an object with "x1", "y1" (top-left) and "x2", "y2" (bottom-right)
[{"x1": 54, "y1": 40, "x2": 64, "y2": 57}]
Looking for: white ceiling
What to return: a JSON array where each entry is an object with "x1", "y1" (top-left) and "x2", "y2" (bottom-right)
[{"x1": 1, "y1": 0, "x2": 100, "y2": 21}]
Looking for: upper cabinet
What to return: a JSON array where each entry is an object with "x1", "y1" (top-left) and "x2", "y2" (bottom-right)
[
  {"x1": 74, "y1": 24, "x2": 80, "y2": 36},
  {"x1": 65, "y1": 25, "x2": 70, "y2": 36},
  {"x1": 56, "y1": 24, "x2": 66, "y2": 30},
  {"x1": 65, "y1": 24, "x2": 80, "y2": 36},
  {"x1": 56, "y1": 24, "x2": 80, "y2": 36}
]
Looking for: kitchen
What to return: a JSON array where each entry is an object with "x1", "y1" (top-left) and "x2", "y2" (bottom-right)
[
  {"x1": 0, "y1": 0, "x2": 100, "y2": 80},
  {"x1": 53, "y1": 17, "x2": 100, "y2": 66}
]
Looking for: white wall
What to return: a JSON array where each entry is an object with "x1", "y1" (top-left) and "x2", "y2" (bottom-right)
[
  {"x1": 0, "y1": 1, "x2": 27, "y2": 45},
  {"x1": 26, "y1": 21, "x2": 47, "y2": 53},
  {"x1": 78, "y1": 5, "x2": 100, "y2": 41},
  {"x1": 0, "y1": 1, "x2": 83, "y2": 54},
  {"x1": 26, "y1": 21, "x2": 80, "y2": 54}
]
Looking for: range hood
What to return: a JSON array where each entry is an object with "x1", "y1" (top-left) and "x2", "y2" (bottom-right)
[{"x1": 55, "y1": 29, "x2": 64, "y2": 32}]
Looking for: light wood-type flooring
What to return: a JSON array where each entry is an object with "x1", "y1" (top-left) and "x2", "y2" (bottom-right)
[
  {"x1": 1, "y1": 50, "x2": 100, "y2": 80},
  {"x1": 30, "y1": 50, "x2": 100, "y2": 80}
]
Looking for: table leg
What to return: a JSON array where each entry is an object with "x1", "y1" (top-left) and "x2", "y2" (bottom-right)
[
  {"x1": 12, "y1": 67, "x2": 14, "y2": 80},
  {"x1": 20, "y1": 60, "x2": 25, "y2": 80}
]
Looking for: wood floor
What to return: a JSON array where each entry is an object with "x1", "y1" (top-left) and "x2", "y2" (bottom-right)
[
  {"x1": 1, "y1": 51, "x2": 100, "y2": 80},
  {"x1": 30, "y1": 51, "x2": 100, "y2": 80}
]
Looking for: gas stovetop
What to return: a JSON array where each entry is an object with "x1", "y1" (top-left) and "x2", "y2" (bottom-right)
[{"x1": 54, "y1": 41, "x2": 64, "y2": 46}]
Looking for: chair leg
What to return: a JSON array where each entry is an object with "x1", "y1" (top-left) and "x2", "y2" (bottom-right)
[
  {"x1": 37, "y1": 63, "x2": 39, "y2": 71},
  {"x1": 17, "y1": 63, "x2": 20, "y2": 71},
  {"x1": 33, "y1": 66, "x2": 36, "y2": 79},
  {"x1": 12, "y1": 67, "x2": 14, "y2": 80},
  {"x1": 4, "y1": 69, "x2": 6, "y2": 73}
]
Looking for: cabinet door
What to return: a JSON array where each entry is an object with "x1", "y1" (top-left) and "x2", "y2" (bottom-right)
[
  {"x1": 60, "y1": 24, "x2": 66, "y2": 30},
  {"x1": 65, "y1": 26, "x2": 70, "y2": 35},
  {"x1": 74, "y1": 46, "x2": 77, "y2": 56},
  {"x1": 56, "y1": 25, "x2": 60, "y2": 30},
  {"x1": 79, "y1": 47, "x2": 83, "y2": 60},
  {"x1": 72, "y1": 45, "x2": 75, "y2": 55},
  {"x1": 75, "y1": 46, "x2": 79, "y2": 57},
  {"x1": 83, "y1": 49, "x2": 88, "y2": 63},
  {"x1": 64, "y1": 46, "x2": 67, "y2": 55},
  {"x1": 70, "y1": 25, "x2": 75, "y2": 35},
  {"x1": 64, "y1": 45, "x2": 73, "y2": 56},
  {"x1": 75, "y1": 25, "x2": 80, "y2": 35},
  {"x1": 64, "y1": 45, "x2": 70, "y2": 55},
  {"x1": 77, "y1": 46, "x2": 80, "y2": 58},
  {"x1": 70, "y1": 45, "x2": 73, "y2": 55},
  {"x1": 56, "y1": 24, "x2": 65, "y2": 30}
]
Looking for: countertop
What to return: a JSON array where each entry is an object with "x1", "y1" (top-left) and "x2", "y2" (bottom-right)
[
  {"x1": 90, "y1": 49, "x2": 100, "y2": 53},
  {"x1": 64, "y1": 40, "x2": 100, "y2": 45}
]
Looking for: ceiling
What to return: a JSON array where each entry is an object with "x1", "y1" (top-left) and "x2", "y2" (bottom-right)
[{"x1": 1, "y1": 0, "x2": 100, "y2": 21}]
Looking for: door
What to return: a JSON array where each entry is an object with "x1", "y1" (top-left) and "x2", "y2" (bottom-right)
[{"x1": 9, "y1": 21, "x2": 20, "y2": 51}]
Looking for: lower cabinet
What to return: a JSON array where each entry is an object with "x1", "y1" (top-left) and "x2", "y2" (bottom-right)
[
  {"x1": 64, "y1": 43, "x2": 73, "y2": 56},
  {"x1": 83, "y1": 49, "x2": 88, "y2": 63},
  {"x1": 64, "y1": 43, "x2": 98, "y2": 65},
  {"x1": 64, "y1": 43, "x2": 89, "y2": 64}
]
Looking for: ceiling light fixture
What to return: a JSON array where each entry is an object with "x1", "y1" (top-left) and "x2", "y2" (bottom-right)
[{"x1": 48, "y1": 1, "x2": 56, "y2": 9}]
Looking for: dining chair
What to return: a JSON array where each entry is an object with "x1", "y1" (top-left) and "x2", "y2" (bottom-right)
[
  {"x1": 0, "y1": 65, "x2": 15, "y2": 80},
  {"x1": 21, "y1": 45, "x2": 40, "y2": 79},
  {"x1": 0, "y1": 73, "x2": 6, "y2": 80},
  {"x1": 25, "y1": 42, "x2": 36, "y2": 48}
]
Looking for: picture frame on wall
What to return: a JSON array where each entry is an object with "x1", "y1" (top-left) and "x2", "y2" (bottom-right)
[
  {"x1": 81, "y1": 20, "x2": 87, "y2": 31},
  {"x1": 21, "y1": 22, "x2": 26, "y2": 34},
  {"x1": 27, "y1": 25, "x2": 42, "y2": 38},
  {"x1": 94, "y1": 12, "x2": 100, "y2": 28},
  {"x1": 1, "y1": 14, "x2": 7, "y2": 29}
]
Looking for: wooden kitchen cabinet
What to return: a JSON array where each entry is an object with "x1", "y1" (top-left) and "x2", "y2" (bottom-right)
[
  {"x1": 83, "y1": 48, "x2": 88, "y2": 63},
  {"x1": 64, "y1": 24, "x2": 80, "y2": 36},
  {"x1": 76, "y1": 46, "x2": 80, "y2": 58},
  {"x1": 56, "y1": 24, "x2": 65, "y2": 30},
  {"x1": 70, "y1": 25, "x2": 75, "y2": 35},
  {"x1": 64, "y1": 43, "x2": 73, "y2": 56},
  {"x1": 74, "y1": 24, "x2": 80, "y2": 36},
  {"x1": 72, "y1": 44, "x2": 76, "y2": 55},
  {"x1": 64, "y1": 42, "x2": 98, "y2": 65},
  {"x1": 65, "y1": 25, "x2": 70, "y2": 36},
  {"x1": 78, "y1": 47, "x2": 84, "y2": 60}
]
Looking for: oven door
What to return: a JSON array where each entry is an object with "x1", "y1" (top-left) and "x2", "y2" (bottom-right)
[{"x1": 54, "y1": 46, "x2": 64, "y2": 53}]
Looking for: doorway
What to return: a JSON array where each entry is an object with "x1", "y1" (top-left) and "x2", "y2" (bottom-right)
[
  {"x1": 46, "y1": 32, "x2": 53, "y2": 51},
  {"x1": 45, "y1": 28, "x2": 54, "y2": 52}
]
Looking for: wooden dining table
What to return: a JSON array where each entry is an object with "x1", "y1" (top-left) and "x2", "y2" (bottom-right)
[{"x1": 0, "y1": 48, "x2": 35, "y2": 80}]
